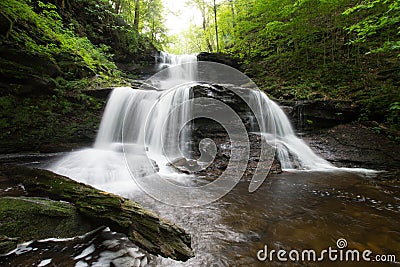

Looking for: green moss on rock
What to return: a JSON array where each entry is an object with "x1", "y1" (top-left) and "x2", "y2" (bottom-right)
[
  {"x1": 0, "y1": 196, "x2": 93, "y2": 254},
  {"x1": 0, "y1": 165, "x2": 194, "y2": 261}
]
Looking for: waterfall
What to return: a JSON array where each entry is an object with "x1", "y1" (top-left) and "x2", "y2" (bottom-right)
[
  {"x1": 49, "y1": 52, "x2": 374, "y2": 198},
  {"x1": 49, "y1": 53, "x2": 198, "y2": 194},
  {"x1": 248, "y1": 91, "x2": 334, "y2": 170},
  {"x1": 157, "y1": 51, "x2": 198, "y2": 81},
  {"x1": 94, "y1": 87, "x2": 133, "y2": 148},
  {"x1": 94, "y1": 87, "x2": 191, "y2": 161},
  {"x1": 93, "y1": 52, "x2": 198, "y2": 160}
]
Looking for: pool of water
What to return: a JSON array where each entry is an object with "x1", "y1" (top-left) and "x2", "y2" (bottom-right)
[{"x1": 1, "y1": 161, "x2": 399, "y2": 266}]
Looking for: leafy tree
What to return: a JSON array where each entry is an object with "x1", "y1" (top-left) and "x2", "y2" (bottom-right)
[
  {"x1": 0, "y1": 0, "x2": 118, "y2": 75},
  {"x1": 203, "y1": 0, "x2": 399, "y2": 129},
  {"x1": 140, "y1": 0, "x2": 168, "y2": 49},
  {"x1": 343, "y1": 0, "x2": 400, "y2": 55},
  {"x1": 186, "y1": 0, "x2": 215, "y2": 52}
]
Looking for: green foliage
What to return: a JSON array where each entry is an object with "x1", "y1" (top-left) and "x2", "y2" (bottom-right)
[
  {"x1": 0, "y1": 93, "x2": 104, "y2": 151},
  {"x1": 165, "y1": 0, "x2": 217, "y2": 53},
  {"x1": 0, "y1": 0, "x2": 164, "y2": 152},
  {"x1": 0, "y1": 0, "x2": 118, "y2": 75},
  {"x1": 196, "y1": 0, "x2": 399, "y2": 129},
  {"x1": 104, "y1": 0, "x2": 170, "y2": 50},
  {"x1": 354, "y1": 85, "x2": 400, "y2": 131},
  {"x1": 387, "y1": 102, "x2": 400, "y2": 130},
  {"x1": 140, "y1": 0, "x2": 169, "y2": 49},
  {"x1": 343, "y1": 0, "x2": 400, "y2": 55}
]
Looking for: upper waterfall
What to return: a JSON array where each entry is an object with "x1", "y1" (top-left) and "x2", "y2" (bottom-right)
[{"x1": 156, "y1": 52, "x2": 198, "y2": 82}]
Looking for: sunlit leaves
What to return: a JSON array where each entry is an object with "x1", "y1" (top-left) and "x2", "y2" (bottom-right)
[{"x1": 343, "y1": 0, "x2": 400, "y2": 55}]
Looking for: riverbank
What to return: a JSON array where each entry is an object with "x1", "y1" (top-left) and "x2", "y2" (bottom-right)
[{"x1": 305, "y1": 122, "x2": 400, "y2": 171}]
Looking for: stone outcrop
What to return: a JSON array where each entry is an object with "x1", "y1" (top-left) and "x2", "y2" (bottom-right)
[
  {"x1": 197, "y1": 52, "x2": 242, "y2": 70},
  {"x1": 278, "y1": 99, "x2": 359, "y2": 131},
  {"x1": 0, "y1": 165, "x2": 194, "y2": 261},
  {"x1": 171, "y1": 84, "x2": 282, "y2": 178},
  {"x1": 305, "y1": 122, "x2": 400, "y2": 170}
]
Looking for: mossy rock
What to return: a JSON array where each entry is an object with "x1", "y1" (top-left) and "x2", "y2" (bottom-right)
[
  {"x1": 0, "y1": 196, "x2": 94, "y2": 254},
  {"x1": 0, "y1": 165, "x2": 194, "y2": 261}
]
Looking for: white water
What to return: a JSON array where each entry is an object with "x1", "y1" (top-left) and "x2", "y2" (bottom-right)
[
  {"x1": 50, "y1": 53, "x2": 198, "y2": 194},
  {"x1": 248, "y1": 91, "x2": 335, "y2": 170},
  {"x1": 94, "y1": 86, "x2": 191, "y2": 160},
  {"x1": 50, "y1": 52, "x2": 375, "y2": 196},
  {"x1": 157, "y1": 51, "x2": 198, "y2": 81},
  {"x1": 50, "y1": 84, "x2": 196, "y2": 194}
]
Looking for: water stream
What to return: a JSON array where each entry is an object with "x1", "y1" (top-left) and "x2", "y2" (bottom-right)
[
  {"x1": 1, "y1": 169, "x2": 399, "y2": 266},
  {"x1": 2, "y1": 53, "x2": 399, "y2": 266}
]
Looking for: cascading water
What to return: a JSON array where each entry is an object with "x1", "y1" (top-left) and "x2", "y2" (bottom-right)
[
  {"x1": 157, "y1": 51, "x2": 198, "y2": 81},
  {"x1": 248, "y1": 91, "x2": 334, "y2": 170},
  {"x1": 50, "y1": 52, "x2": 372, "y2": 197},
  {"x1": 50, "y1": 53, "x2": 198, "y2": 194},
  {"x1": 94, "y1": 87, "x2": 191, "y2": 161}
]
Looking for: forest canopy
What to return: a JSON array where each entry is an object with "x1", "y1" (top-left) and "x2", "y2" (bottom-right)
[
  {"x1": 0, "y1": 0, "x2": 169, "y2": 151},
  {"x1": 168, "y1": 0, "x2": 399, "y2": 131},
  {"x1": 0, "y1": 0, "x2": 398, "y2": 152}
]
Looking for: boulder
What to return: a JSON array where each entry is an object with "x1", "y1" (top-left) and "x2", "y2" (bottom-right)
[{"x1": 0, "y1": 165, "x2": 194, "y2": 261}]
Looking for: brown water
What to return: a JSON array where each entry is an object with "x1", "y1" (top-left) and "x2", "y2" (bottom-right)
[{"x1": 1, "y1": 169, "x2": 399, "y2": 266}]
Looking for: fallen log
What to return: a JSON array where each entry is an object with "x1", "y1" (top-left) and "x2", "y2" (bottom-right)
[{"x1": 0, "y1": 165, "x2": 194, "y2": 261}]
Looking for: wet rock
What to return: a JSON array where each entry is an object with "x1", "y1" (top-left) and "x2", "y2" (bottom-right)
[
  {"x1": 305, "y1": 122, "x2": 400, "y2": 170},
  {"x1": 0, "y1": 236, "x2": 18, "y2": 255},
  {"x1": 269, "y1": 158, "x2": 283, "y2": 174},
  {"x1": 0, "y1": 196, "x2": 93, "y2": 254},
  {"x1": 278, "y1": 99, "x2": 359, "y2": 131},
  {"x1": 0, "y1": 48, "x2": 61, "y2": 96},
  {"x1": 197, "y1": 52, "x2": 241, "y2": 70},
  {"x1": 84, "y1": 87, "x2": 114, "y2": 99},
  {"x1": 0, "y1": 165, "x2": 194, "y2": 261},
  {"x1": 186, "y1": 84, "x2": 283, "y2": 180},
  {"x1": 169, "y1": 158, "x2": 203, "y2": 174}
]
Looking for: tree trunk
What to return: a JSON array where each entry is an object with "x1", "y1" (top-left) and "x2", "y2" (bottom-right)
[
  {"x1": 115, "y1": 0, "x2": 121, "y2": 14},
  {"x1": 133, "y1": 0, "x2": 140, "y2": 32},
  {"x1": 213, "y1": 0, "x2": 219, "y2": 52},
  {"x1": 230, "y1": 0, "x2": 235, "y2": 28}
]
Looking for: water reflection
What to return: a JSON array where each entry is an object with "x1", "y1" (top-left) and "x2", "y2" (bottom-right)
[
  {"x1": 143, "y1": 171, "x2": 400, "y2": 266},
  {"x1": 1, "y1": 171, "x2": 399, "y2": 266}
]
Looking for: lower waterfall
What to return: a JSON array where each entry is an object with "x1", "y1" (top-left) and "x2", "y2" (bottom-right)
[{"x1": 49, "y1": 53, "x2": 375, "y2": 199}]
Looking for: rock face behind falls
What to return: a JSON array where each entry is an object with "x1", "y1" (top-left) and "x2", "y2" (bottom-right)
[
  {"x1": 174, "y1": 84, "x2": 282, "y2": 178},
  {"x1": 0, "y1": 165, "x2": 194, "y2": 261}
]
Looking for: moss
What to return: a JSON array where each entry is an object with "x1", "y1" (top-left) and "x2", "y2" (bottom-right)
[
  {"x1": 0, "y1": 240, "x2": 17, "y2": 255},
  {"x1": 0, "y1": 165, "x2": 194, "y2": 261},
  {"x1": 0, "y1": 92, "x2": 105, "y2": 153},
  {"x1": 0, "y1": 196, "x2": 94, "y2": 254}
]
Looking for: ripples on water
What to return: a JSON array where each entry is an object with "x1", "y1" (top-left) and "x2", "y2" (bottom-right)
[{"x1": 1, "y1": 165, "x2": 399, "y2": 267}]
